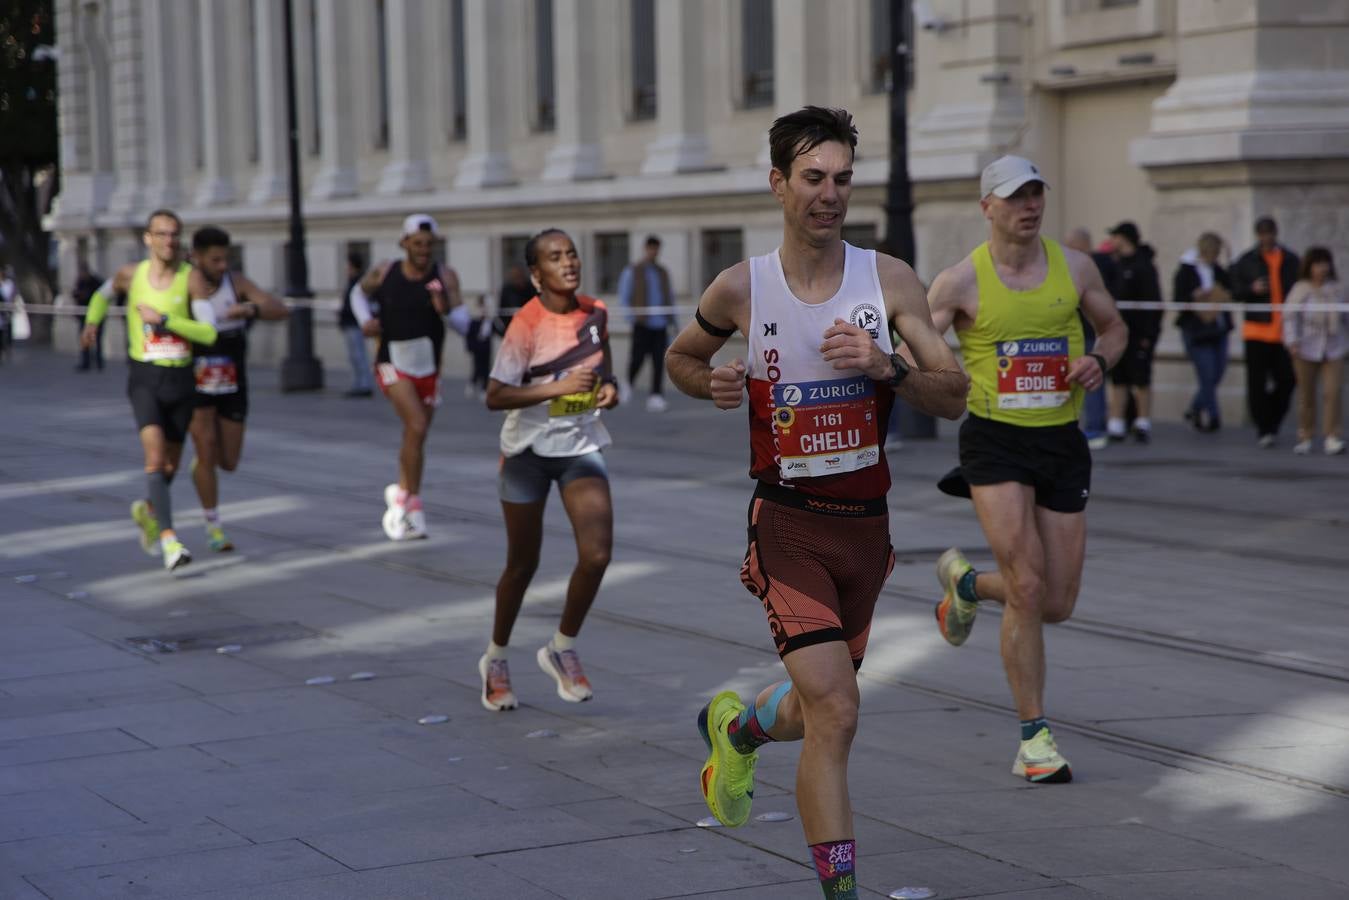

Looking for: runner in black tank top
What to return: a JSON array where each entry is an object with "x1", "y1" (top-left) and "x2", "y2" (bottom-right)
[{"x1": 349, "y1": 214, "x2": 464, "y2": 541}]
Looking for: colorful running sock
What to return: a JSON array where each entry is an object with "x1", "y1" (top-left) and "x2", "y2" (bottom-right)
[
  {"x1": 1020, "y1": 717, "x2": 1049, "y2": 742},
  {"x1": 146, "y1": 471, "x2": 174, "y2": 531},
  {"x1": 810, "y1": 839, "x2": 858, "y2": 899},
  {"x1": 405, "y1": 494, "x2": 423, "y2": 512},
  {"x1": 728, "y1": 681, "x2": 790, "y2": 755},
  {"x1": 551, "y1": 630, "x2": 576, "y2": 652},
  {"x1": 394, "y1": 487, "x2": 409, "y2": 506},
  {"x1": 956, "y1": 568, "x2": 980, "y2": 604},
  {"x1": 203, "y1": 507, "x2": 220, "y2": 526}
]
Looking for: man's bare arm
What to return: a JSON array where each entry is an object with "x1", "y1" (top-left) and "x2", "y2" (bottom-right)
[
  {"x1": 665, "y1": 263, "x2": 750, "y2": 407},
  {"x1": 236, "y1": 275, "x2": 290, "y2": 320},
  {"x1": 880, "y1": 256, "x2": 968, "y2": 420},
  {"x1": 1067, "y1": 249, "x2": 1128, "y2": 388}
]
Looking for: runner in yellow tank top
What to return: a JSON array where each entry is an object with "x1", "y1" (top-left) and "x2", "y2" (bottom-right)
[
  {"x1": 924, "y1": 157, "x2": 1127, "y2": 784},
  {"x1": 81, "y1": 209, "x2": 218, "y2": 572}
]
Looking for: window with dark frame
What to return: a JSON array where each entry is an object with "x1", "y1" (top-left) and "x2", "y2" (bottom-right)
[
  {"x1": 502, "y1": 235, "x2": 532, "y2": 278},
  {"x1": 741, "y1": 0, "x2": 774, "y2": 108},
  {"x1": 308, "y1": 0, "x2": 321, "y2": 156},
  {"x1": 869, "y1": 0, "x2": 914, "y2": 93},
  {"x1": 701, "y1": 229, "x2": 744, "y2": 292},
  {"x1": 247, "y1": 0, "x2": 260, "y2": 162},
  {"x1": 630, "y1": 0, "x2": 656, "y2": 120},
  {"x1": 375, "y1": 0, "x2": 390, "y2": 149},
  {"x1": 451, "y1": 0, "x2": 467, "y2": 140},
  {"x1": 594, "y1": 234, "x2": 632, "y2": 294},
  {"x1": 534, "y1": 0, "x2": 556, "y2": 132},
  {"x1": 345, "y1": 241, "x2": 372, "y2": 283},
  {"x1": 841, "y1": 224, "x2": 880, "y2": 250}
]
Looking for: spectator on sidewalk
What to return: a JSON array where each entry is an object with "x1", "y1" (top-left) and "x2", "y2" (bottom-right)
[
  {"x1": 1106, "y1": 222, "x2": 1163, "y2": 443},
  {"x1": 0, "y1": 263, "x2": 14, "y2": 363},
  {"x1": 464, "y1": 295, "x2": 495, "y2": 400},
  {"x1": 1065, "y1": 228, "x2": 1116, "y2": 449},
  {"x1": 1231, "y1": 216, "x2": 1299, "y2": 447},
  {"x1": 1174, "y1": 232, "x2": 1235, "y2": 433},
  {"x1": 340, "y1": 251, "x2": 375, "y2": 397},
  {"x1": 72, "y1": 259, "x2": 104, "y2": 371},
  {"x1": 617, "y1": 235, "x2": 673, "y2": 412},
  {"x1": 1283, "y1": 247, "x2": 1348, "y2": 455}
]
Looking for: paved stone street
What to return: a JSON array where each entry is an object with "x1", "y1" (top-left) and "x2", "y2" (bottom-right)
[{"x1": 1, "y1": 346, "x2": 1347, "y2": 899}]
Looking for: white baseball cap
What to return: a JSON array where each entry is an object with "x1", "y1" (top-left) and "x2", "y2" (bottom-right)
[
  {"x1": 980, "y1": 156, "x2": 1049, "y2": 199},
  {"x1": 401, "y1": 213, "x2": 441, "y2": 238}
]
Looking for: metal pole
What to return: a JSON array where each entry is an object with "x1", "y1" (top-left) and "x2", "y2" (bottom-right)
[
  {"x1": 279, "y1": 0, "x2": 323, "y2": 391},
  {"x1": 885, "y1": 0, "x2": 935, "y2": 438}
]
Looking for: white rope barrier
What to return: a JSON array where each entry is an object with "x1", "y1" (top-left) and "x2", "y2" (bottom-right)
[{"x1": 5, "y1": 299, "x2": 1349, "y2": 317}]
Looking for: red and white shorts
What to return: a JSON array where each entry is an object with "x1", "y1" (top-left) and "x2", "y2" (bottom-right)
[{"x1": 376, "y1": 363, "x2": 441, "y2": 408}]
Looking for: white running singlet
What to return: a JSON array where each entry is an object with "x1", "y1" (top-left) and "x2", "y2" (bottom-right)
[{"x1": 746, "y1": 242, "x2": 896, "y2": 499}]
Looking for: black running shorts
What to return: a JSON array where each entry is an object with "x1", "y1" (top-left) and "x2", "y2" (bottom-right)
[
  {"x1": 1110, "y1": 334, "x2": 1156, "y2": 387},
  {"x1": 127, "y1": 360, "x2": 197, "y2": 443},
  {"x1": 958, "y1": 414, "x2": 1091, "y2": 513}
]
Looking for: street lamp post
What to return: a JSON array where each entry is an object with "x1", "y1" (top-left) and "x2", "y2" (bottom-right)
[
  {"x1": 885, "y1": 0, "x2": 935, "y2": 438},
  {"x1": 279, "y1": 0, "x2": 323, "y2": 392}
]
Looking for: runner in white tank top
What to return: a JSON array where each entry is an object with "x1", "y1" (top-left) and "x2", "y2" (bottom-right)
[
  {"x1": 186, "y1": 226, "x2": 289, "y2": 553},
  {"x1": 666, "y1": 106, "x2": 969, "y2": 899}
]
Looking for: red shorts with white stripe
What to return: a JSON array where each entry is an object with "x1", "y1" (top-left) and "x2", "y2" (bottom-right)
[
  {"x1": 739, "y1": 481, "x2": 894, "y2": 669},
  {"x1": 376, "y1": 363, "x2": 441, "y2": 408}
]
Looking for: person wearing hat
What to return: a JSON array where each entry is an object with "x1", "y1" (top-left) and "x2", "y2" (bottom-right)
[
  {"x1": 1105, "y1": 221, "x2": 1163, "y2": 443},
  {"x1": 1230, "y1": 216, "x2": 1299, "y2": 447},
  {"x1": 922, "y1": 155, "x2": 1127, "y2": 783},
  {"x1": 348, "y1": 214, "x2": 465, "y2": 540}
]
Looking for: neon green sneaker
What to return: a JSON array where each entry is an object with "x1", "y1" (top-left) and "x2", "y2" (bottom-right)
[
  {"x1": 205, "y1": 524, "x2": 233, "y2": 552},
  {"x1": 696, "y1": 690, "x2": 756, "y2": 827},
  {"x1": 130, "y1": 500, "x2": 160, "y2": 556},
  {"x1": 161, "y1": 538, "x2": 192, "y2": 572},
  {"x1": 1013, "y1": 727, "x2": 1073, "y2": 784},
  {"x1": 935, "y1": 547, "x2": 978, "y2": 646}
]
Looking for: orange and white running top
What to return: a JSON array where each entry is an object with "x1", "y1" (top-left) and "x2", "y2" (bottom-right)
[
  {"x1": 490, "y1": 295, "x2": 612, "y2": 458},
  {"x1": 746, "y1": 243, "x2": 895, "y2": 500}
]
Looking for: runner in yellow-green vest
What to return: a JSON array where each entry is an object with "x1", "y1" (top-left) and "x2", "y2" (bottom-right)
[
  {"x1": 922, "y1": 157, "x2": 1127, "y2": 784},
  {"x1": 80, "y1": 209, "x2": 218, "y2": 572}
]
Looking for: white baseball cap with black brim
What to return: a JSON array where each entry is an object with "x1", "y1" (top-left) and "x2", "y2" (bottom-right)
[
  {"x1": 401, "y1": 214, "x2": 441, "y2": 238},
  {"x1": 980, "y1": 156, "x2": 1049, "y2": 199}
]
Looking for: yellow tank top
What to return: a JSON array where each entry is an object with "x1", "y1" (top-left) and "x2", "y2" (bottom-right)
[
  {"x1": 127, "y1": 261, "x2": 194, "y2": 366},
  {"x1": 960, "y1": 238, "x2": 1084, "y2": 426}
]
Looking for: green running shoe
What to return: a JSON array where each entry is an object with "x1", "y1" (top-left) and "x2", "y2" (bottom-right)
[
  {"x1": 161, "y1": 538, "x2": 192, "y2": 572},
  {"x1": 205, "y1": 524, "x2": 233, "y2": 552},
  {"x1": 935, "y1": 547, "x2": 978, "y2": 646},
  {"x1": 696, "y1": 690, "x2": 756, "y2": 827},
  {"x1": 130, "y1": 500, "x2": 160, "y2": 556}
]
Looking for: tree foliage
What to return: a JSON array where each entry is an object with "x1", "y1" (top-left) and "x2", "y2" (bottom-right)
[{"x1": 0, "y1": 0, "x2": 57, "y2": 164}]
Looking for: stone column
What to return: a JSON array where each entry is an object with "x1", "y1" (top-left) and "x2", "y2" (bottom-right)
[
  {"x1": 1133, "y1": 0, "x2": 1349, "y2": 255},
  {"x1": 640, "y1": 0, "x2": 711, "y2": 175},
  {"x1": 376, "y1": 0, "x2": 434, "y2": 194},
  {"x1": 310, "y1": 0, "x2": 359, "y2": 198},
  {"x1": 193, "y1": 0, "x2": 244, "y2": 206},
  {"x1": 105, "y1": 0, "x2": 148, "y2": 215},
  {"x1": 540, "y1": 0, "x2": 605, "y2": 181},
  {"x1": 137, "y1": 0, "x2": 185, "y2": 209},
  {"x1": 753, "y1": 0, "x2": 834, "y2": 166},
  {"x1": 454, "y1": 0, "x2": 514, "y2": 188},
  {"x1": 908, "y1": 0, "x2": 1027, "y2": 183},
  {"x1": 248, "y1": 0, "x2": 288, "y2": 204}
]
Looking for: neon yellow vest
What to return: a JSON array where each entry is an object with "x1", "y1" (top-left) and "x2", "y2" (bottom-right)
[
  {"x1": 127, "y1": 261, "x2": 194, "y2": 366},
  {"x1": 960, "y1": 238, "x2": 1084, "y2": 426}
]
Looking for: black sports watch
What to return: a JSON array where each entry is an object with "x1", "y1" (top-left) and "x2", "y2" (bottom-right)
[{"x1": 886, "y1": 352, "x2": 910, "y2": 387}]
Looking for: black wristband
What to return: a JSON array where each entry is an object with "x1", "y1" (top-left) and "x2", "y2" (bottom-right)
[
  {"x1": 695, "y1": 308, "x2": 736, "y2": 338},
  {"x1": 1088, "y1": 352, "x2": 1108, "y2": 376}
]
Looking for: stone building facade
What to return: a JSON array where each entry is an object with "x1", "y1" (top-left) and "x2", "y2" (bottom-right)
[{"x1": 47, "y1": 0, "x2": 1349, "y2": 414}]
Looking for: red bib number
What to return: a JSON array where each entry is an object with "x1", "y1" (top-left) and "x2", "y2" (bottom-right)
[
  {"x1": 142, "y1": 326, "x2": 190, "y2": 362},
  {"x1": 996, "y1": 338, "x2": 1070, "y2": 410},
  {"x1": 772, "y1": 375, "x2": 880, "y2": 479},
  {"x1": 195, "y1": 355, "x2": 239, "y2": 395}
]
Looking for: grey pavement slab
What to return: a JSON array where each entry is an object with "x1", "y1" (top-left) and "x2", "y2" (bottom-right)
[
  {"x1": 24, "y1": 839, "x2": 347, "y2": 899},
  {"x1": 2, "y1": 349, "x2": 1347, "y2": 898}
]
